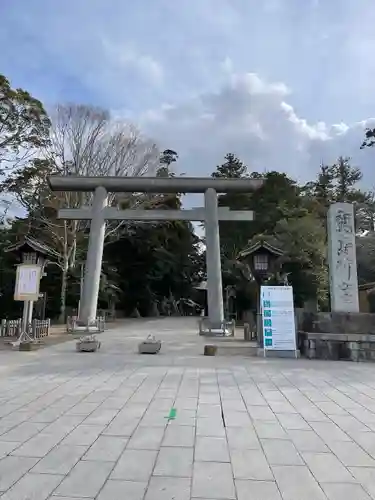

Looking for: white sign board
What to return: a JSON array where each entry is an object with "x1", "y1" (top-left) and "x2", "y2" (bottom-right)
[
  {"x1": 14, "y1": 264, "x2": 41, "y2": 301},
  {"x1": 261, "y1": 285, "x2": 297, "y2": 352},
  {"x1": 327, "y1": 203, "x2": 359, "y2": 312}
]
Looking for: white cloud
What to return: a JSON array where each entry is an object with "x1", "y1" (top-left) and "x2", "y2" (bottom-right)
[
  {"x1": 230, "y1": 73, "x2": 290, "y2": 97},
  {"x1": 138, "y1": 71, "x2": 375, "y2": 185},
  {"x1": 280, "y1": 102, "x2": 329, "y2": 141},
  {"x1": 2, "y1": 0, "x2": 375, "y2": 189},
  {"x1": 220, "y1": 57, "x2": 234, "y2": 75},
  {"x1": 101, "y1": 41, "x2": 164, "y2": 86},
  {"x1": 2, "y1": 0, "x2": 375, "y2": 123}
]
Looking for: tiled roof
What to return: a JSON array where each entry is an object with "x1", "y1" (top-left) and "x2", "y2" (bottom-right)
[
  {"x1": 239, "y1": 239, "x2": 284, "y2": 258},
  {"x1": 5, "y1": 235, "x2": 60, "y2": 259}
]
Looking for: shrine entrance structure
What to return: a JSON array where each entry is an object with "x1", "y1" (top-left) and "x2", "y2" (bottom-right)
[{"x1": 48, "y1": 176, "x2": 263, "y2": 331}]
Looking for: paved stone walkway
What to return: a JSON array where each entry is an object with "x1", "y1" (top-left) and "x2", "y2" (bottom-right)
[{"x1": 1, "y1": 318, "x2": 375, "y2": 499}]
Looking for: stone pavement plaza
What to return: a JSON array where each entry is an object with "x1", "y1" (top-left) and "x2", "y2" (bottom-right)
[{"x1": 2, "y1": 319, "x2": 375, "y2": 499}]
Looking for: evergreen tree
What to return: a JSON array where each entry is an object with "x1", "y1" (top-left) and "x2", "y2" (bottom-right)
[
  {"x1": 157, "y1": 149, "x2": 179, "y2": 178},
  {"x1": 303, "y1": 157, "x2": 374, "y2": 232},
  {"x1": 160, "y1": 149, "x2": 178, "y2": 168},
  {"x1": 0, "y1": 74, "x2": 50, "y2": 173},
  {"x1": 333, "y1": 156, "x2": 362, "y2": 202},
  {"x1": 303, "y1": 164, "x2": 335, "y2": 207},
  {"x1": 212, "y1": 153, "x2": 248, "y2": 178},
  {"x1": 361, "y1": 127, "x2": 375, "y2": 149}
]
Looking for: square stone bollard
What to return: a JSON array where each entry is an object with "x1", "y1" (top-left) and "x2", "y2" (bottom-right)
[
  {"x1": 138, "y1": 335, "x2": 161, "y2": 354},
  {"x1": 76, "y1": 335, "x2": 101, "y2": 352}
]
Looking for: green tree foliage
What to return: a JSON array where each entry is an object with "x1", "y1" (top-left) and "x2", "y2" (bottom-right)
[
  {"x1": 210, "y1": 154, "x2": 251, "y2": 256},
  {"x1": 273, "y1": 214, "x2": 328, "y2": 307},
  {"x1": 160, "y1": 149, "x2": 178, "y2": 168},
  {"x1": 302, "y1": 164, "x2": 335, "y2": 216},
  {"x1": 356, "y1": 234, "x2": 375, "y2": 285},
  {"x1": 211, "y1": 155, "x2": 315, "y2": 309},
  {"x1": 2, "y1": 74, "x2": 375, "y2": 321},
  {"x1": 303, "y1": 157, "x2": 363, "y2": 205},
  {"x1": 104, "y1": 194, "x2": 203, "y2": 316},
  {"x1": 0, "y1": 103, "x2": 160, "y2": 321},
  {"x1": 215, "y1": 159, "x2": 303, "y2": 259},
  {"x1": 334, "y1": 156, "x2": 362, "y2": 202},
  {"x1": 303, "y1": 157, "x2": 374, "y2": 232},
  {"x1": 212, "y1": 153, "x2": 247, "y2": 179},
  {"x1": 361, "y1": 127, "x2": 375, "y2": 149},
  {"x1": 211, "y1": 153, "x2": 373, "y2": 309},
  {"x1": 0, "y1": 224, "x2": 22, "y2": 318},
  {"x1": 0, "y1": 74, "x2": 50, "y2": 172}
]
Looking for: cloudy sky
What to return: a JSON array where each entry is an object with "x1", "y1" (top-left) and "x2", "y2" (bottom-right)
[{"x1": 1, "y1": 0, "x2": 375, "y2": 185}]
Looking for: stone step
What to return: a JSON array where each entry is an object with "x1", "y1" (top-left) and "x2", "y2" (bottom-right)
[
  {"x1": 257, "y1": 348, "x2": 300, "y2": 359},
  {"x1": 214, "y1": 343, "x2": 258, "y2": 356}
]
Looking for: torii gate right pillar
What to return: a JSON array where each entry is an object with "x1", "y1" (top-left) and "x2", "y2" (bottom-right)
[{"x1": 204, "y1": 188, "x2": 224, "y2": 328}]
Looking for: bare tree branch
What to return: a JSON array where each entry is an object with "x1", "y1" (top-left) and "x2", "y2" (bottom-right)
[{"x1": 0, "y1": 103, "x2": 161, "y2": 320}]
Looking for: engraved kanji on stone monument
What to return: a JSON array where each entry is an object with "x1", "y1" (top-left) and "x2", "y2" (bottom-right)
[
  {"x1": 335, "y1": 209, "x2": 353, "y2": 234},
  {"x1": 328, "y1": 203, "x2": 359, "y2": 312}
]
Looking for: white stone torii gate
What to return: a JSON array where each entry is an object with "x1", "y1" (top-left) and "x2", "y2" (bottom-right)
[{"x1": 48, "y1": 176, "x2": 263, "y2": 328}]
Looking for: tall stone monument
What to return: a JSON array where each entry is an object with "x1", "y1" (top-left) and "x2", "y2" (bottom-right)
[{"x1": 327, "y1": 202, "x2": 359, "y2": 312}]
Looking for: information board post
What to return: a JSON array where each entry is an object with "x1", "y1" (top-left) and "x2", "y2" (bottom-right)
[
  {"x1": 13, "y1": 264, "x2": 42, "y2": 345},
  {"x1": 21, "y1": 300, "x2": 35, "y2": 339},
  {"x1": 260, "y1": 285, "x2": 298, "y2": 358},
  {"x1": 21, "y1": 301, "x2": 30, "y2": 339},
  {"x1": 27, "y1": 301, "x2": 34, "y2": 324}
]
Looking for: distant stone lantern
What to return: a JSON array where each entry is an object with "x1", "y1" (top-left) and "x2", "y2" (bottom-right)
[
  {"x1": 5, "y1": 236, "x2": 58, "y2": 343},
  {"x1": 253, "y1": 252, "x2": 270, "y2": 278},
  {"x1": 239, "y1": 240, "x2": 284, "y2": 345},
  {"x1": 240, "y1": 240, "x2": 284, "y2": 282}
]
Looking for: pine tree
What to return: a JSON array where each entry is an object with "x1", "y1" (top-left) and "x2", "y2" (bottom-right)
[
  {"x1": 315, "y1": 164, "x2": 335, "y2": 205},
  {"x1": 158, "y1": 149, "x2": 178, "y2": 178},
  {"x1": 333, "y1": 156, "x2": 362, "y2": 202},
  {"x1": 303, "y1": 157, "x2": 374, "y2": 232},
  {"x1": 212, "y1": 153, "x2": 248, "y2": 178},
  {"x1": 160, "y1": 149, "x2": 178, "y2": 168}
]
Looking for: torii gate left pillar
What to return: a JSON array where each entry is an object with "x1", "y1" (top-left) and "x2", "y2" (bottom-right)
[
  {"x1": 204, "y1": 188, "x2": 224, "y2": 328},
  {"x1": 80, "y1": 186, "x2": 107, "y2": 327},
  {"x1": 48, "y1": 176, "x2": 263, "y2": 328}
]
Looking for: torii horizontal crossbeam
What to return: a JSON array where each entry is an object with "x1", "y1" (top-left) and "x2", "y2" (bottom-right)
[
  {"x1": 48, "y1": 175, "x2": 263, "y2": 193},
  {"x1": 58, "y1": 207, "x2": 254, "y2": 221}
]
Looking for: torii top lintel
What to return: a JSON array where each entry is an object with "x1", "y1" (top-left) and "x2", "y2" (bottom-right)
[{"x1": 47, "y1": 176, "x2": 264, "y2": 193}]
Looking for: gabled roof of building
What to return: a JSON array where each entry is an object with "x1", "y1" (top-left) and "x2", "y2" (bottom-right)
[
  {"x1": 239, "y1": 239, "x2": 284, "y2": 259},
  {"x1": 359, "y1": 282, "x2": 375, "y2": 292},
  {"x1": 195, "y1": 280, "x2": 207, "y2": 290},
  {"x1": 5, "y1": 235, "x2": 60, "y2": 259}
]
